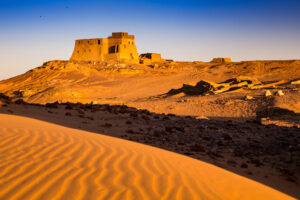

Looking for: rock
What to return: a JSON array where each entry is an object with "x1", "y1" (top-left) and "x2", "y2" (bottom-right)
[
  {"x1": 245, "y1": 95, "x2": 254, "y2": 100},
  {"x1": 65, "y1": 104, "x2": 73, "y2": 110},
  {"x1": 175, "y1": 127, "x2": 185, "y2": 132},
  {"x1": 246, "y1": 171, "x2": 253, "y2": 175},
  {"x1": 77, "y1": 110, "x2": 85, "y2": 114},
  {"x1": 227, "y1": 159, "x2": 237, "y2": 166},
  {"x1": 101, "y1": 123, "x2": 112, "y2": 128},
  {"x1": 46, "y1": 103, "x2": 58, "y2": 109},
  {"x1": 251, "y1": 159, "x2": 263, "y2": 167},
  {"x1": 291, "y1": 80, "x2": 300, "y2": 85},
  {"x1": 86, "y1": 116, "x2": 94, "y2": 120},
  {"x1": 281, "y1": 168, "x2": 295, "y2": 176},
  {"x1": 141, "y1": 115, "x2": 150, "y2": 120},
  {"x1": 0, "y1": 93, "x2": 10, "y2": 100},
  {"x1": 65, "y1": 112, "x2": 72, "y2": 116},
  {"x1": 184, "y1": 152, "x2": 194, "y2": 156},
  {"x1": 190, "y1": 144, "x2": 206, "y2": 152},
  {"x1": 165, "y1": 126, "x2": 174, "y2": 133},
  {"x1": 234, "y1": 148, "x2": 244, "y2": 157},
  {"x1": 196, "y1": 116, "x2": 209, "y2": 120},
  {"x1": 275, "y1": 90, "x2": 284, "y2": 96},
  {"x1": 240, "y1": 163, "x2": 248, "y2": 168},
  {"x1": 125, "y1": 129, "x2": 135, "y2": 134},
  {"x1": 154, "y1": 115, "x2": 160, "y2": 119},
  {"x1": 13, "y1": 90, "x2": 23, "y2": 97},
  {"x1": 130, "y1": 113, "x2": 138, "y2": 117},
  {"x1": 207, "y1": 150, "x2": 223, "y2": 159},
  {"x1": 264, "y1": 90, "x2": 272, "y2": 97},
  {"x1": 14, "y1": 99, "x2": 26, "y2": 104},
  {"x1": 162, "y1": 116, "x2": 170, "y2": 120},
  {"x1": 153, "y1": 130, "x2": 165, "y2": 137},
  {"x1": 223, "y1": 133, "x2": 232, "y2": 141},
  {"x1": 168, "y1": 81, "x2": 216, "y2": 96}
]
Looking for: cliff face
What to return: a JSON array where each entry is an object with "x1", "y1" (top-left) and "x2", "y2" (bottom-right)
[{"x1": 70, "y1": 32, "x2": 139, "y2": 63}]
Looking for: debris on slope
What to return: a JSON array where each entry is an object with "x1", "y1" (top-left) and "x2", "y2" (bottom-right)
[
  {"x1": 168, "y1": 80, "x2": 216, "y2": 96},
  {"x1": 0, "y1": 93, "x2": 11, "y2": 106},
  {"x1": 166, "y1": 77, "x2": 300, "y2": 97},
  {"x1": 167, "y1": 77, "x2": 262, "y2": 96}
]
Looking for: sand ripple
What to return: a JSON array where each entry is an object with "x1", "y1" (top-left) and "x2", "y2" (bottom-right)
[{"x1": 0, "y1": 114, "x2": 295, "y2": 200}]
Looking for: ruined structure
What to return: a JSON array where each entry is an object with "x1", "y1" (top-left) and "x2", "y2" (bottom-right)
[
  {"x1": 211, "y1": 57, "x2": 231, "y2": 63},
  {"x1": 140, "y1": 53, "x2": 164, "y2": 64},
  {"x1": 70, "y1": 32, "x2": 139, "y2": 63}
]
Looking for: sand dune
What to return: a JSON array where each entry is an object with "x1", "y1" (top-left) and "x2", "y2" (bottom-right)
[{"x1": 0, "y1": 114, "x2": 295, "y2": 200}]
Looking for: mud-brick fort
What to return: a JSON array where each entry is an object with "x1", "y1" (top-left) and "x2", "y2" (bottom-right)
[
  {"x1": 70, "y1": 32, "x2": 231, "y2": 64},
  {"x1": 71, "y1": 32, "x2": 142, "y2": 63}
]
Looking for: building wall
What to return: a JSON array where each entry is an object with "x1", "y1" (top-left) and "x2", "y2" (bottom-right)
[
  {"x1": 140, "y1": 53, "x2": 163, "y2": 64},
  {"x1": 70, "y1": 32, "x2": 139, "y2": 63},
  {"x1": 211, "y1": 57, "x2": 232, "y2": 63}
]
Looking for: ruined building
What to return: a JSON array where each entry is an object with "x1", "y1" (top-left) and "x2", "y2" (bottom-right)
[
  {"x1": 70, "y1": 32, "x2": 139, "y2": 63},
  {"x1": 211, "y1": 57, "x2": 231, "y2": 63},
  {"x1": 140, "y1": 53, "x2": 164, "y2": 64}
]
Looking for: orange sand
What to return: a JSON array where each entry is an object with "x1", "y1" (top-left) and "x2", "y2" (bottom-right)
[{"x1": 0, "y1": 114, "x2": 295, "y2": 200}]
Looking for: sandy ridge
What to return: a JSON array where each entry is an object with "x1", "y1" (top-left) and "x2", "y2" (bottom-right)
[{"x1": 0, "y1": 114, "x2": 295, "y2": 200}]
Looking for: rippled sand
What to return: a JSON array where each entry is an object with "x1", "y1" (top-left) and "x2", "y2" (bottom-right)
[{"x1": 0, "y1": 114, "x2": 295, "y2": 200}]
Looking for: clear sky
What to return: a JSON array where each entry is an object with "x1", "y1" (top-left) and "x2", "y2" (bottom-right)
[{"x1": 0, "y1": 0, "x2": 299, "y2": 80}]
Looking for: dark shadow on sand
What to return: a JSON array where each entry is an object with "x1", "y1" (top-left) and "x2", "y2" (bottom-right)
[{"x1": 0, "y1": 101, "x2": 299, "y2": 198}]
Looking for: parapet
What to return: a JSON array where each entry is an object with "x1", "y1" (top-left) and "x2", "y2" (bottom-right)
[{"x1": 109, "y1": 32, "x2": 135, "y2": 39}]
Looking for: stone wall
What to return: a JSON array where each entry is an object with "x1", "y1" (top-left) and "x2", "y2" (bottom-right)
[
  {"x1": 70, "y1": 32, "x2": 139, "y2": 63},
  {"x1": 140, "y1": 53, "x2": 163, "y2": 64},
  {"x1": 211, "y1": 57, "x2": 232, "y2": 63}
]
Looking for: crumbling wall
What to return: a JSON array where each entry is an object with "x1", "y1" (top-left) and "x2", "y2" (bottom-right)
[
  {"x1": 211, "y1": 57, "x2": 231, "y2": 63},
  {"x1": 140, "y1": 53, "x2": 163, "y2": 64}
]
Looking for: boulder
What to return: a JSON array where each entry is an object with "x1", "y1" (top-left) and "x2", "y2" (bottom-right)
[
  {"x1": 264, "y1": 90, "x2": 272, "y2": 97},
  {"x1": 245, "y1": 95, "x2": 254, "y2": 100},
  {"x1": 275, "y1": 90, "x2": 284, "y2": 96},
  {"x1": 168, "y1": 80, "x2": 216, "y2": 96}
]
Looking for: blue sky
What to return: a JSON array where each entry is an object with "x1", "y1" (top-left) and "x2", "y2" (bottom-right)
[{"x1": 0, "y1": 0, "x2": 300, "y2": 80}]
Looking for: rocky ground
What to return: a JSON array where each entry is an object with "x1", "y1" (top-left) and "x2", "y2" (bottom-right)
[
  {"x1": 1, "y1": 96, "x2": 299, "y2": 198},
  {"x1": 0, "y1": 59, "x2": 300, "y2": 198}
]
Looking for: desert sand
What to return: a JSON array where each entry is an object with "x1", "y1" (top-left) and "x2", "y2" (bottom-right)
[
  {"x1": 0, "y1": 58, "x2": 300, "y2": 198},
  {"x1": 0, "y1": 114, "x2": 296, "y2": 200},
  {"x1": 1, "y1": 100, "x2": 299, "y2": 198}
]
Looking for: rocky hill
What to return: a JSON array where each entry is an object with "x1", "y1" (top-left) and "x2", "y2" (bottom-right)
[{"x1": 0, "y1": 59, "x2": 300, "y2": 119}]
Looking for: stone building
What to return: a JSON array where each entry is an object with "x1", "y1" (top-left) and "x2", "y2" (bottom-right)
[
  {"x1": 70, "y1": 32, "x2": 139, "y2": 63},
  {"x1": 211, "y1": 57, "x2": 231, "y2": 63},
  {"x1": 140, "y1": 53, "x2": 164, "y2": 64}
]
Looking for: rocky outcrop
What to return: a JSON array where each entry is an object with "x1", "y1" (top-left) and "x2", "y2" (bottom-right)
[
  {"x1": 0, "y1": 93, "x2": 10, "y2": 106},
  {"x1": 167, "y1": 77, "x2": 262, "y2": 96}
]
